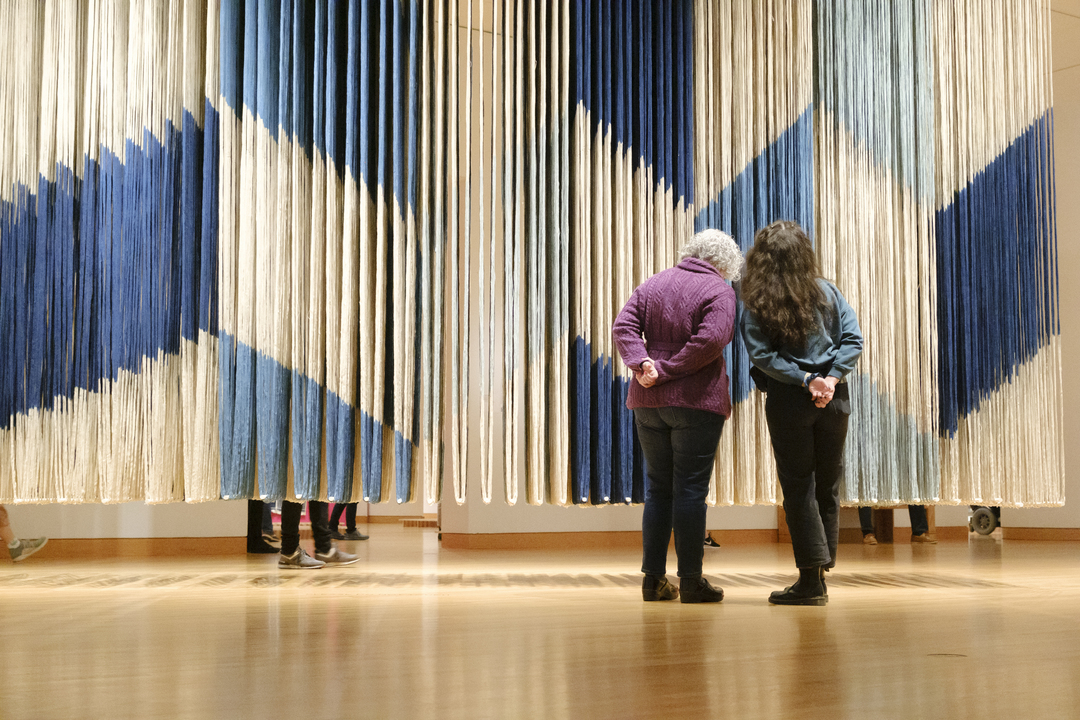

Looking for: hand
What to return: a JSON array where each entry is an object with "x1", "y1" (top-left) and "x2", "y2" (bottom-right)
[
  {"x1": 809, "y1": 375, "x2": 838, "y2": 407},
  {"x1": 636, "y1": 360, "x2": 658, "y2": 388}
]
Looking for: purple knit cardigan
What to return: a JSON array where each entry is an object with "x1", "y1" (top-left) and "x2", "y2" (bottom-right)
[{"x1": 612, "y1": 257, "x2": 737, "y2": 417}]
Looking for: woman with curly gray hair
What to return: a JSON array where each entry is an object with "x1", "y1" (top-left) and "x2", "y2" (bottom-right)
[{"x1": 612, "y1": 228, "x2": 742, "y2": 604}]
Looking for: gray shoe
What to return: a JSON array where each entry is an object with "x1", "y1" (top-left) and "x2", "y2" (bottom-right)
[
  {"x1": 9, "y1": 538, "x2": 47, "y2": 562},
  {"x1": 278, "y1": 547, "x2": 325, "y2": 569},
  {"x1": 315, "y1": 546, "x2": 359, "y2": 566},
  {"x1": 342, "y1": 529, "x2": 369, "y2": 541}
]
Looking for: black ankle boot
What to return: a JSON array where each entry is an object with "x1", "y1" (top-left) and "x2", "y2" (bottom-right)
[
  {"x1": 642, "y1": 574, "x2": 679, "y2": 601},
  {"x1": 769, "y1": 566, "x2": 827, "y2": 606},
  {"x1": 679, "y1": 576, "x2": 724, "y2": 603}
]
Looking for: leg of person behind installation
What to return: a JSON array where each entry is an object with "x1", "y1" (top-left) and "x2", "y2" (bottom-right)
[
  {"x1": 0, "y1": 505, "x2": 48, "y2": 562},
  {"x1": 859, "y1": 505, "x2": 937, "y2": 544},
  {"x1": 329, "y1": 502, "x2": 369, "y2": 541},
  {"x1": 278, "y1": 501, "x2": 360, "y2": 569}
]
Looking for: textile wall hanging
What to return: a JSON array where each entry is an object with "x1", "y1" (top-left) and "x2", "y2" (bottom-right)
[
  {"x1": 816, "y1": 0, "x2": 1062, "y2": 508},
  {"x1": 0, "y1": 0, "x2": 1062, "y2": 509}
]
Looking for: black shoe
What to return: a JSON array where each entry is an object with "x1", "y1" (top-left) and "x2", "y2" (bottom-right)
[
  {"x1": 247, "y1": 539, "x2": 279, "y2": 554},
  {"x1": 704, "y1": 535, "x2": 721, "y2": 548},
  {"x1": 642, "y1": 574, "x2": 679, "y2": 601},
  {"x1": 679, "y1": 576, "x2": 724, "y2": 603},
  {"x1": 330, "y1": 529, "x2": 345, "y2": 540},
  {"x1": 342, "y1": 529, "x2": 369, "y2": 541},
  {"x1": 769, "y1": 567, "x2": 827, "y2": 606}
]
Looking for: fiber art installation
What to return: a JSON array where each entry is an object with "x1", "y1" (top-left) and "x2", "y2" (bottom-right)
[{"x1": 0, "y1": 0, "x2": 1062, "y2": 509}]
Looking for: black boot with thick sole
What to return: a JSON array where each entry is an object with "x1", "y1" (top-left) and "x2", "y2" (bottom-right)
[
  {"x1": 642, "y1": 574, "x2": 680, "y2": 601},
  {"x1": 769, "y1": 566, "x2": 828, "y2": 606},
  {"x1": 680, "y1": 576, "x2": 724, "y2": 603}
]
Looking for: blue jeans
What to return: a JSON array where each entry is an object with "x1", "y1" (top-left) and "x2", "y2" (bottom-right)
[
  {"x1": 635, "y1": 406, "x2": 726, "y2": 579},
  {"x1": 859, "y1": 505, "x2": 929, "y2": 536},
  {"x1": 766, "y1": 380, "x2": 850, "y2": 569}
]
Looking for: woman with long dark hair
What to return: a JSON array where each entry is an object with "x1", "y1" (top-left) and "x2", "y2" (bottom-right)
[
  {"x1": 740, "y1": 220, "x2": 863, "y2": 605},
  {"x1": 613, "y1": 229, "x2": 743, "y2": 604}
]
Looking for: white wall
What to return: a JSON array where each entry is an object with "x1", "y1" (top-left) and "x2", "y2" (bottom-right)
[{"x1": 4, "y1": 500, "x2": 246, "y2": 539}]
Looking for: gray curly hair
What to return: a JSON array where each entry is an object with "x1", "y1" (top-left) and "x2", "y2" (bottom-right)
[{"x1": 680, "y1": 228, "x2": 743, "y2": 281}]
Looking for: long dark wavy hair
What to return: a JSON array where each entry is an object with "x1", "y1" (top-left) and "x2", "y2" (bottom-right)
[{"x1": 740, "y1": 220, "x2": 829, "y2": 349}]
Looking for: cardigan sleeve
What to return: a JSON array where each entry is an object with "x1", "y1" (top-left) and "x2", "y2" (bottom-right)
[{"x1": 612, "y1": 285, "x2": 651, "y2": 371}]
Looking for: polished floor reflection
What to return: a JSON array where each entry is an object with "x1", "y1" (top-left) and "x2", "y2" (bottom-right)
[{"x1": 1, "y1": 527, "x2": 1078, "y2": 719}]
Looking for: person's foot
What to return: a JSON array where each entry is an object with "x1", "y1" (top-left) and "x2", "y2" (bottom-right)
[
  {"x1": 278, "y1": 547, "x2": 325, "y2": 569},
  {"x1": 262, "y1": 531, "x2": 280, "y2": 543},
  {"x1": 679, "y1": 576, "x2": 724, "y2": 603},
  {"x1": 247, "y1": 539, "x2": 279, "y2": 554},
  {"x1": 9, "y1": 538, "x2": 47, "y2": 562},
  {"x1": 315, "y1": 547, "x2": 360, "y2": 566},
  {"x1": 769, "y1": 567, "x2": 827, "y2": 606},
  {"x1": 330, "y1": 529, "x2": 345, "y2": 540},
  {"x1": 642, "y1": 574, "x2": 679, "y2": 601},
  {"x1": 911, "y1": 533, "x2": 937, "y2": 544},
  {"x1": 704, "y1": 534, "x2": 721, "y2": 548},
  {"x1": 863, "y1": 533, "x2": 878, "y2": 545},
  {"x1": 342, "y1": 529, "x2": 369, "y2": 541}
]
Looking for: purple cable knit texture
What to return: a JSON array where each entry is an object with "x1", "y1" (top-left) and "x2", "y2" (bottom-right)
[{"x1": 612, "y1": 257, "x2": 737, "y2": 417}]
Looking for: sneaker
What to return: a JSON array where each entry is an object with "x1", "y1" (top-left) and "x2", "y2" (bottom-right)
[
  {"x1": 342, "y1": 529, "x2": 369, "y2": 541},
  {"x1": 863, "y1": 533, "x2": 878, "y2": 545},
  {"x1": 247, "y1": 539, "x2": 279, "y2": 554},
  {"x1": 329, "y1": 529, "x2": 345, "y2": 540},
  {"x1": 278, "y1": 547, "x2": 325, "y2": 569},
  {"x1": 9, "y1": 538, "x2": 47, "y2": 562},
  {"x1": 315, "y1": 547, "x2": 359, "y2": 566},
  {"x1": 703, "y1": 534, "x2": 721, "y2": 548},
  {"x1": 262, "y1": 532, "x2": 280, "y2": 543},
  {"x1": 911, "y1": 533, "x2": 937, "y2": 544}
]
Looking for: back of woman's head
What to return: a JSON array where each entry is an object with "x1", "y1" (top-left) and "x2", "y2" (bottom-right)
[{"x1": 741, "y1": 220, "x2": 827, "y2": 349}]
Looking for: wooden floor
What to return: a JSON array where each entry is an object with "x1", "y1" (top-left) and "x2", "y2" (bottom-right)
[{"x1": 2, "y1": 526, "x2": 1079, "y2": 720}]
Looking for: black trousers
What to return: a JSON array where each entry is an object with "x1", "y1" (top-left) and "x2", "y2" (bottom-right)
[
  {"x1": 280, "y1": 500, "x2": 331, "y2": 556},
  {"x1": 246, "y1": 500, "x2": 267, "y2": 551},
  {"x1": 766, "y1": 380, "x2": 850, "y2": 569},
  {"x1": 330, "y1": 503, "x2": 358, "y2": 532}
]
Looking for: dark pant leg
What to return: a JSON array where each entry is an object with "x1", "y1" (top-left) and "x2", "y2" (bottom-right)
[
  {"x1": 908, "y1": 505, "x2": 929, "y2": 536},
  {"x1": 812, "y1": 399, "x2": 849, "y2": 569},
  {"x1": 280, "y1": 501, "x2": 302, "y2": 555},
  {"x1": 635, "y1": 407, "x2": 675, "y2": 577},
  {"x1": 330, "y1": 503, "x2": 346, "y2": 531},
  {"x1": 858, "y1": 507, "x2": 874, "y2": 536},
  {"x1": 766, "y1": 382, "x2": 832, "y2": 569},
  {"x1": 666, "y1": 407, "x2": 725, "y2": 578},
  {"x1": 247, "y1": 500, "x2": 265, "y2": 547},
  {"x1": 309, "y1": 501, "x2": 331, "y2": 555},
  {"x1": 345, "y1": 503, "x2": 358, "y2": 532},
  {"x1": 261, "y1": 503, "x2": 274, "y2": 535}
]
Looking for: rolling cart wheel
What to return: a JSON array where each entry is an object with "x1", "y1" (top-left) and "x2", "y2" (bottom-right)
[{"x1": 970, "y1": 507, "x2": 997, "y2": 535}]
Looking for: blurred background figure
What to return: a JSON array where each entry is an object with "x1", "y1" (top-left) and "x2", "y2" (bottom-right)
[{"x1": 1, "y1": 505, "x2": 48, "y2": 562}]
